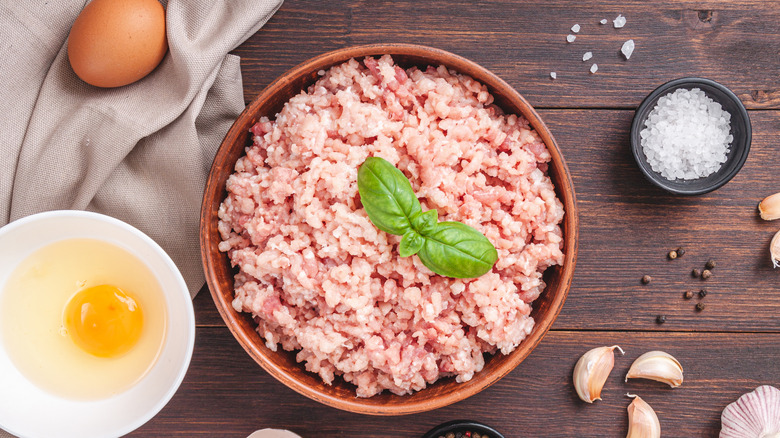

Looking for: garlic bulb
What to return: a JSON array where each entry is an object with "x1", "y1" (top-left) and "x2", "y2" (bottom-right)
[
  {"x1": 626, "y1": 394, "x2": 661, "y2": 438},
  {"x1": 772, "y1": 230, "x2": 780, "y2": 269},
  {"x1": 573, "y1": 345, "x2": 624, "y2": 403},
  {"x1": 720, "y1": 385, "x2": 780, "y2": 438},
  {"x1": 625, "y1": 350, "x2": 684, "y2": 388},
  {"x1": 759, "y1": 193, "x2": 780, "y2": 221}
]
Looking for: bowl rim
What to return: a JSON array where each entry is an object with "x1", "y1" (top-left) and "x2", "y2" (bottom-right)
[
  {"x1": 421, "y1": 419, "x2": 506, "y2": 438},
  {"x1": 0, "y1": 210, "x2": 195, "y2": 438},
  {"x1": 200, "y1": 43, "x2": 578, "y2": 415},
  {"x1": 629, "y1": 77, "x2": 752, "y2": 195}
]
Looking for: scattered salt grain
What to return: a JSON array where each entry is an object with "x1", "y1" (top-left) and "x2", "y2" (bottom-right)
[
  {"x1": 613, "y1": 14, "x2": 626, "y2": 28},
  {"x1": 583, "y1": 51, "x2": 593, "y2": 61},
  {"x1": 590, "y1": 64, "x2": 598, "y2": 73},
  {"x1": 550, "y1": 72, "x2": 557, "y2": 79},
  {"x1": 621, "y1": 39, "x2": 635, "y2": 59},
  {"x1": 600, "y1": 18, "x2": 608, "y2": 25},
  {"x1": 567, "y1": 34, "x2": 576, "y2": 43},
  {"x1": 571, "y1": 24, "x2": 581, "y2": 33},
  {"x1": 640, "y1": 88, "x2": 733, "y2": 180}
]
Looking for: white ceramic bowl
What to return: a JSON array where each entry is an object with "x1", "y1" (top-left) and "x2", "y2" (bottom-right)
[{"x1": 0, "y1": 211, "x2": 195, "y2": 438}]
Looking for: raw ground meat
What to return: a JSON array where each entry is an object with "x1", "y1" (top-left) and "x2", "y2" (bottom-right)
[{"x1": 218, "y1": 55, "x2": 565, "y2": 397}]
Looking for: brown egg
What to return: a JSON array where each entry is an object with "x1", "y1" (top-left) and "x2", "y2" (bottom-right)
[{"x1": 68, "y1": 0, "x2": 167, "y2": 88}]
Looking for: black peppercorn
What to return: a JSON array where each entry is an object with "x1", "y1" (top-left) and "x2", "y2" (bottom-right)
[
  {"x1": 705, "y1": 259, "x2": 716, "y2": 270},
  {"x1": 684, "y1": 290, "x2": 694, "y2": 299},
  {"x1": 699, "y1": 288, "x2": 708, "y2": 298},
  {"x1": 696, "y1": 302, "x2": 705, "y2": 311},
  {"x1": 702, "y1": 269, "x2": 712, "y2": 279},
  {"x1": 641, "y1": 275, "x2": 652, "y2": 284},
  {"x1": 676, "y1": 247, "x2": 686, "y2": 257},
  {"x1": 668, "y1": 250, "x2": 678, "y2": 260},
  {"x1": 656, "y1": 315, "x2": 667, "y2": 324},
  {"x1": 692, "y1": 268, "x2": 701, "y2": 278}
]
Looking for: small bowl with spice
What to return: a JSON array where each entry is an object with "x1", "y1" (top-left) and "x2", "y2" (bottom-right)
[
  {"x1": 421, "y1": 420, "x2": 505, "y2": 438},
  {"x1": 630, "y1": 77, "x2": 751, "y2": 195}
]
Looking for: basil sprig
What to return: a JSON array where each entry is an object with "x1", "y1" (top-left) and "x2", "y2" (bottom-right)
[{"x1": 357, "y1": 157, "x2": 498, "y2": 279}]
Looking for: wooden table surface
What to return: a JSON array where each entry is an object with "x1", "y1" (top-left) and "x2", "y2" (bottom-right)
[{"x1": 133, "y1": 1, "x2": 780, "y2": 436}]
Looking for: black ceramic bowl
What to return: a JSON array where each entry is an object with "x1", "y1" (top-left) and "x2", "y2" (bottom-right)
[
  {"x1": 630, "y1": 77, "x2": 751, "y2": 195},
  {"x1": 422, "y1": 420, "x2": 505, "y2": 438}
]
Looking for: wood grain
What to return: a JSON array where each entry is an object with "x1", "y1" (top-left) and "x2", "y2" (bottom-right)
[
  {"x1": 195, "y1": 110, "x2": 780, "y2": 332},
  {"x1": 544, "y1": 109, "x2": 780, "y2": 332},
  {"x1": 140, "y1": 0, "x2": 780, "y2": 436},
  {"x1": 131, "y1": 327, "x2": 780, "y2": 437},
  {"x1": 232, "y1": 0, "x2": 780, "y2": 109}
]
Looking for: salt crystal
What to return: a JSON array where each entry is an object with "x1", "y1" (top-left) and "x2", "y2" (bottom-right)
[
  {"x1": 590, "y1": 64, "x2": 598, "y2": 73},
  {"x1": 640, "y1": 88, "x2": 733, "y2": 180},
  {"x1": 613, "y1": 14, "x2": 626, "y2": 28},
  {"x1": 567, "y1": 34, "x2": 576, "y2": 43},
  {"x1": 571, "y1": 24, "x2": 581, "y2": 33},
  {"x1": 600, "y1": 18, "x2": 608, "y2": 25},
  {"x1": 550, "y1": 72, "x2": 557, "y2": 79},
  {"x1": 621, "y1": 39, "x2": 635, "y2": 59},
  {"x1": 582, "y1": 51, "x2": 593, "y2": 61}
]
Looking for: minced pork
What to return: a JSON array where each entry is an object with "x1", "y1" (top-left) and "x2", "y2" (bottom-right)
[{"x1": 218, "y1": 55, "x2": 564, "y2": 397}]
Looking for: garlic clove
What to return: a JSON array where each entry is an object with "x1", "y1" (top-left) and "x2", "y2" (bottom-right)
[
  {"x1": 573, "y1": 345, "x2": 624, "y2": 403},
  {"x1": 626, "y1": 394, "x2": 661, "y2": 438},
  {"x1": 247, "y1": 430, "x2": 302, "y2": 438},
  {"x1": 772, "y1": 230, "x2": 780, "y2": 269},
  {"x1": 625, "y1": 350, "x2": 684, "y2": 388},
  {"x1": 720, "y1": 385, "x2": 780, "y2": 438},
  {"x1": 759, "y1": 193, "x2": 780, "y2": 221}
]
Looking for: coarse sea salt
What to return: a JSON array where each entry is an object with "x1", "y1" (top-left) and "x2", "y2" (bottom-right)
[
  {"x1": 614, "y1": 14, "x2": 626, "y2": 28},
  {"x1": 621, "y1": 39, "x2": 635, "y2": 59},
  {"x1": 640, "y1": 88, "x2": 733, "y2": 181},
  {"x1": 571, "y1": 24, "x2": 581, "y2": 33},
  {"x1": 600, "y1": 18, "x2": 608, "y2": 25},
  {"x1": 583, "y1": 51, "x2": 593, "y2": 61},
  {"x1": 550, "y1": 72, "x2": 557, "y2": 79},
  {"x1": 567, "y1": 34, "x2": 576, "y2": 43},
  {"x1": 590, "y1": 64, "x2": 598, "y2": 73}
]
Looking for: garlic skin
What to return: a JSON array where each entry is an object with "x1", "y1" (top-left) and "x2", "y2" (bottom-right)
[
  {"x1": 573, "y1": 345, "x2": 624, "y2": 403},
  {"x1": 626, "y1": 394, "x2": 661, "y2": 438},
  {"x1": 759, "y1": 193, "x2": 780, "y2": 221},
  {"x1": 720, "y1": 385, "x2": 780, "y2": 438},
  {"x1": 625, "y1": 350, "x2": 684, "y2": 388},
  {"x1": 771, "y1": 230, "x2": 780, "y2": 269}
]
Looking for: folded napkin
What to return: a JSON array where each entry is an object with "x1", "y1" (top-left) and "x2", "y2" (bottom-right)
[{"x1": 0, "y1": 0, "x2": 282, "y2": 309}]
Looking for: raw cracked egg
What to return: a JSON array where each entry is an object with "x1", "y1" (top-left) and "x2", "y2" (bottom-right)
[
  {"x1": 63, "y1": 284, "x2": 144, "y2": 358},
  {"x1": 0, "y1": 238, "x2": 167, "y2": 400},
  {"x1": 67, "y1": 0, "x2": 167, "y2": 88}
]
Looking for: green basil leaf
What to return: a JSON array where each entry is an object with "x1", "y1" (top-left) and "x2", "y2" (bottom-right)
[
  {"x1": 417, "y1": 221, "x2": 498, "y2": 278},
  {"x1": 410, "y1": 209, "x2": 438, "y2": 236},
  {"x1": 357, "y1": 157, "x2": 498, "y2": 279},
  {"x1": 357, "y1": 157, "x2": 422, "y2": 235},
  {"x1": 398, "y1": 231, "x2": 424, "y2": 257}
]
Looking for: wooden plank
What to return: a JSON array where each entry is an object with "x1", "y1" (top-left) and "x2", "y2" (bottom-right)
[
  {"x1": 542, "y1": 109, "x2": 780, "y2": 332},
  {"x1": 197, "y1": 109, "x2": 780, "y2": 331},
  {"x1": 130, "y1": 328, "x2": 780, "y2": 437},
  {"x1": 193, "y1": 285, "x2": 223, "y2": 327},
  {"x1": 233, "y1": 0, "x2": 780, "y2": 109}
]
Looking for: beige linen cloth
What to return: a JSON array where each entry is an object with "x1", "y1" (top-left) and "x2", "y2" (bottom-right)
[
  {"x1": 0, "y1": 0, "x2": 282, "y2": 435},
  {"x1": 0, "y1": 0, "x2": 281, "y2": 302}
]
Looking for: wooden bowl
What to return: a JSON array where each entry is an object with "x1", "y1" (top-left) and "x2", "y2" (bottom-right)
[{"x1": 200, "y1": 44, "x2": 578, "y2": 415}]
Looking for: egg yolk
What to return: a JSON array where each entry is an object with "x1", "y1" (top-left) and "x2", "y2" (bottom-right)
[{"x1": 63, "y1": 285, "x2": 143, "y2": 358}]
